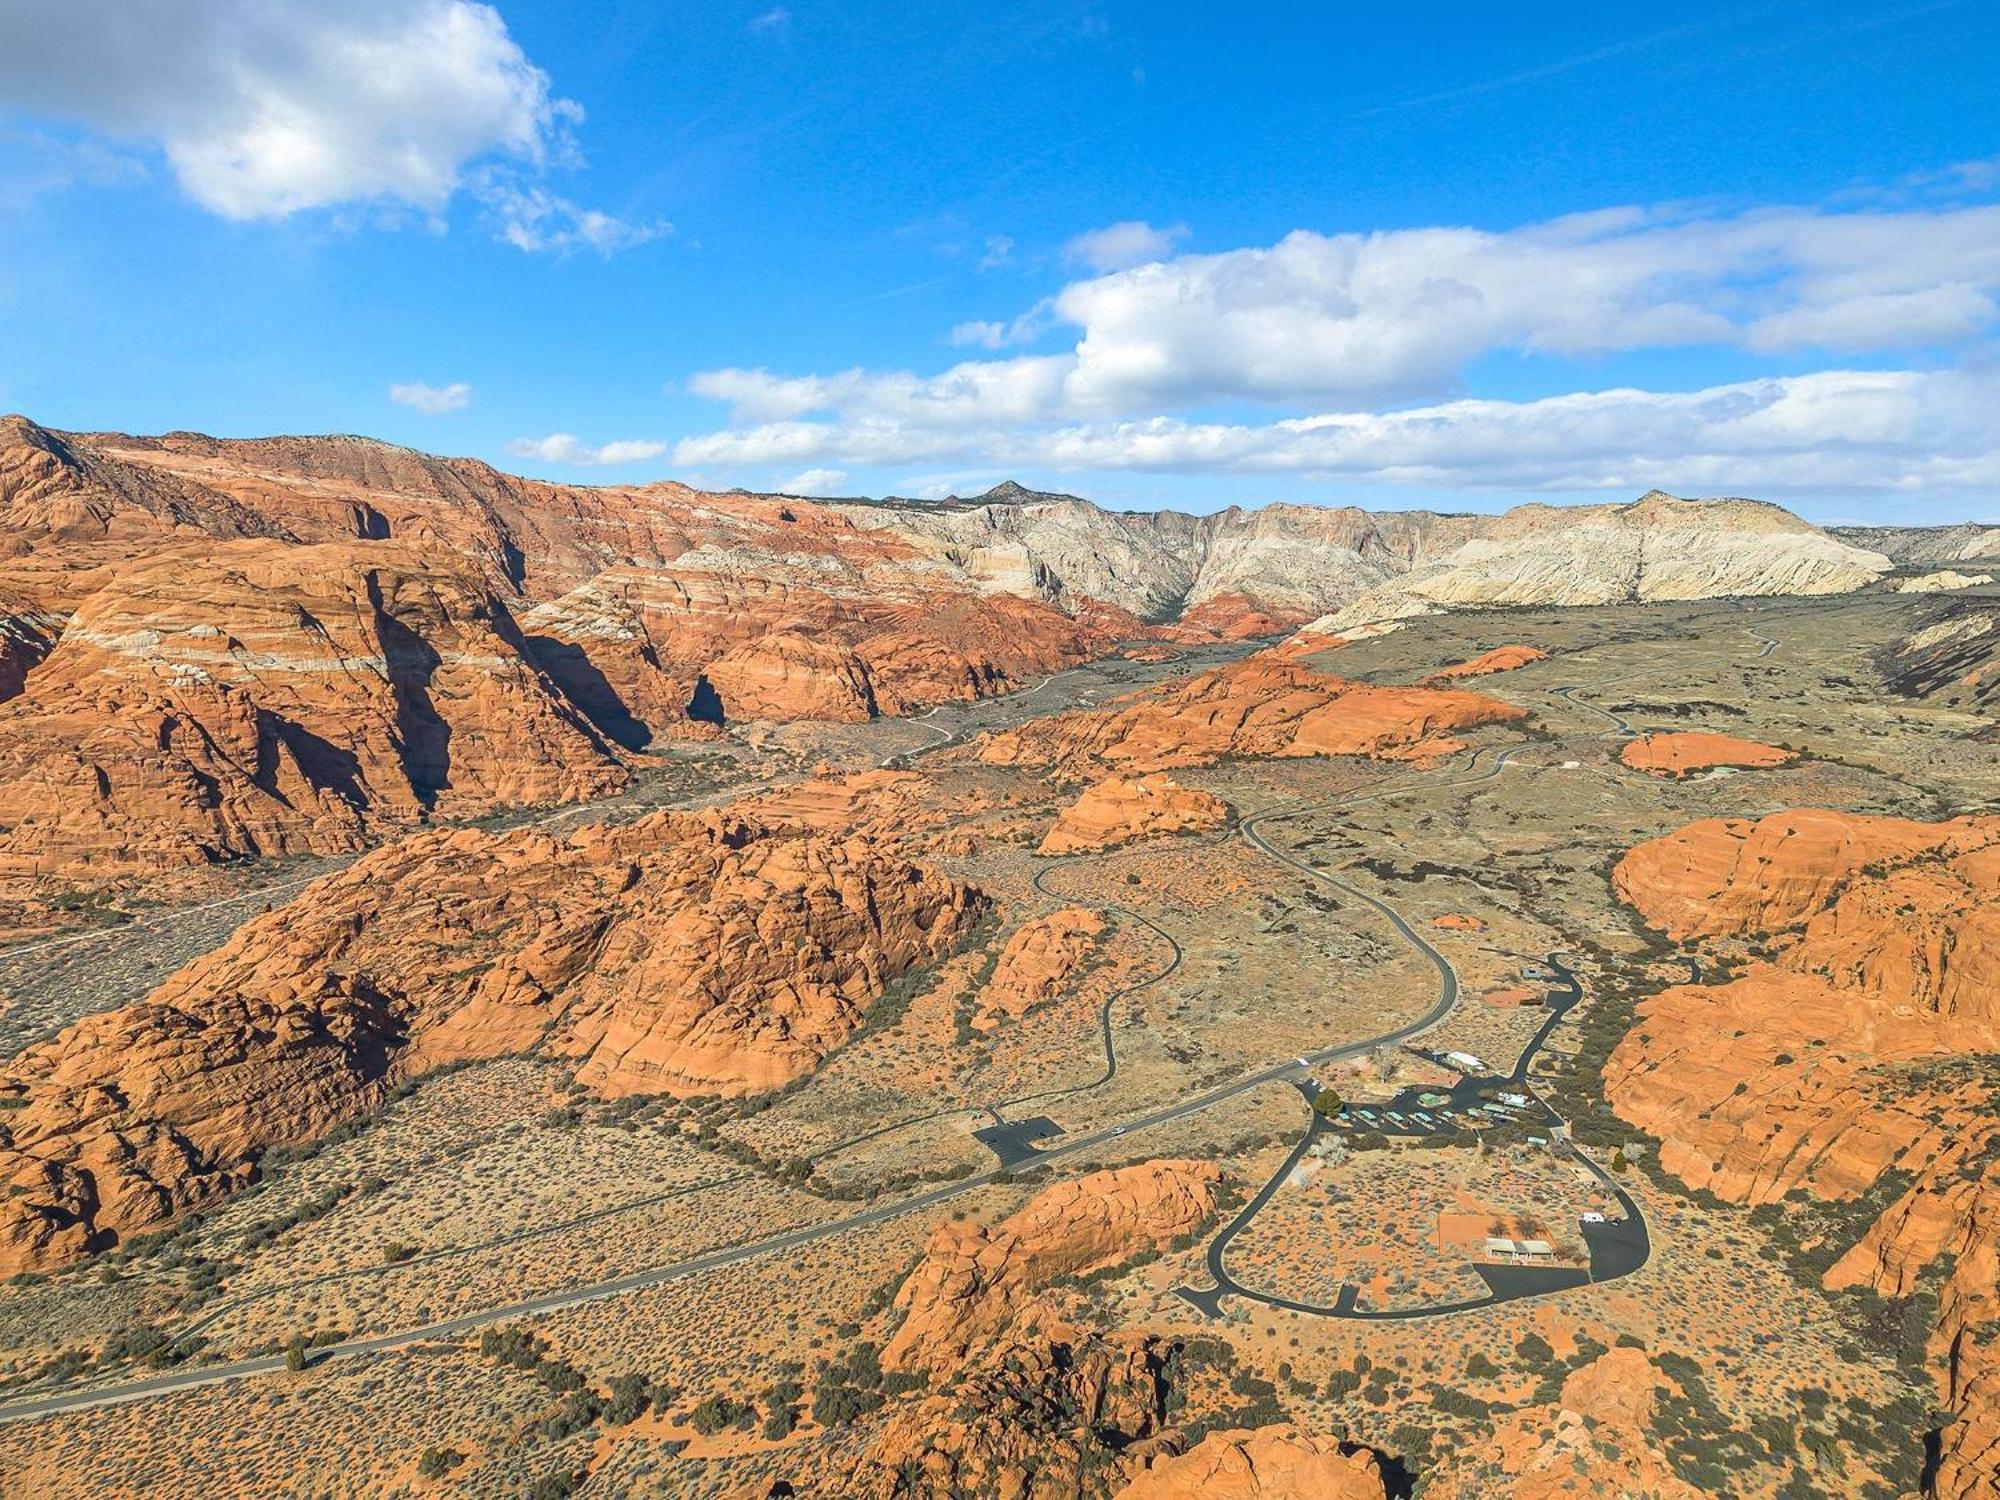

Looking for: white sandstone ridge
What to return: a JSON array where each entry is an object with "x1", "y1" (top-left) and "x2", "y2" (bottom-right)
[
  {"x1": 1892, "y1": 570, "x2": 1994, "y2": 594},
  {"x1": 1301, "y1": 491, "x2": 1892, "y2": 634},
  {"x1": 1833, "y1": 521, "x2": 2000, "y2": 566}
]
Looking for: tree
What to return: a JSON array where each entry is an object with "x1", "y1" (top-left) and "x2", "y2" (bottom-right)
[
  {"x1": 1311, "y1": 1087, "x2": 1343, "y2": 1116},
  {"x1": 1611, "y1": 1148, "x2": 1630, "y2": 1173},
  {"x1": 283, "y1": 1337, "x2": 307, "y2": 1373}
]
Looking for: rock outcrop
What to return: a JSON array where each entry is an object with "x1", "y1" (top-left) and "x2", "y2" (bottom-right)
[
  {"x1": 884, "y1": 1162, "x2": 1220, "y2": 1373},
  {"x1": 1113, "y1": 1427, "x2": 1389, "y2": 1500},
  {"x1": 1422, "y1": 1349, "x2": 1702, "y2": 1500},
  {"x1": 1607, "y1": 810, "x2": 2000, "y2": 1498},
  {"x1": 0, "y1": 541, "x2": 625, "y2": 879},
  {"x1": 1883, "y1": 603, "x2": 2000, "y2": 716},
  {"x1": 1422, "y1": 644, "x2": 1548, "y2": 682},
  {"x1": 975, "y1": 909, "x2": 1109, "y2": 1027},
  {"x1": 0, "y1": 810, "x2": 986, "y2": 1273},
  {"x1": 1038, "y1": 775, "x2": 1230, "y2": 855},
  {"x1": 983, "y1": 654, "x2": 1524, "y2": 775},
  {"x1": 1618, "y1": 731, "x2": 1798, "y2": 778},
  {"x1": 1894, "y1": 570, "x2": 1994, "y2": 594},
  {"x1": 1314, "y1": 491, "x2": 1889, "y2": 632}
]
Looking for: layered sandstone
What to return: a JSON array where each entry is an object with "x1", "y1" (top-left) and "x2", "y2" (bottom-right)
[
  {"x1": 0, "y1": 810, "x2": 985, "y2": 1273},
  {"x1": 1607, "y1": 810, "x2": 2000, "y2": 1498},
  {"x1": 1039, "y1": 775, "x2": 1230, "y2": 855},
  {"x1": 1422, "y1": 644, "x2": 1548, "y2": 682},
  {"x1": 0, "y1": 541, "x2": 625, "y2": 879},
  {"x1": 983, "y1": 655, "x2": 1524, "y2": 775},
  {"x1": 1618, "y1": 731, "x2": 1798, "y2": 778},
  {"x1": 884, "y1": 1162, "x2": 1220, "y2": 1373},
  {"x1": 1113, "y1": 1427, "x2": 1388, "y2": 1500},
  {"x1": 1316, "y1": 491, "x2": 1890, "y2": 632},
  {"x1": 975, "y1": 909, "x2": 1109, "y2": 1027}
]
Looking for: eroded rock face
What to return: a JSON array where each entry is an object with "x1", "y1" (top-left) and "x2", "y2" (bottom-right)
[
  {"x1": 1316, "y1": 491, "x2": 1890, "y2": 632},
  {"x1": 1422, "y1": 644, "x2": 1548, "y2": 682},
  {"x1": 1422, "y1": 1349, "x2": 1702, "y2": 1500},
  {"x1": 982, "y1": 654, "x2": 1524, "y2": 775},
  {"x1": 1039, "y1": 774, "x2": 1230, "y2": 855},
  {"x1": 866, "y1": 1321, "x2": 1181, "y2": 1500},
  {"x1": 1618, "y1": 731, "x2": 1799, "y2": 778},
  {"x1": 0, "y1": 810, "x2": 986, "y2": 1273},
  {"x1": 1113, "y1": 1426, "x2": 1389, "y2": 1500},
  {"x1": 0, "y1": 541, "x2": 625, "y2": 879},
  {"x1": 1608, "y1": 810, "x2": 2000, "y2": 1498},
  {"x1": 975, "y1": 908, "x2": 1109, "y2": 1027},
  {"x1": 884, "y1": 1162, "x2": 1221, "y2": 1374}
]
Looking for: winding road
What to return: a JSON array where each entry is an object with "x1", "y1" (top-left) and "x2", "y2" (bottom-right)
[{"x1": 0, "y1": 697, "x2": 1650, "y2": 1424}]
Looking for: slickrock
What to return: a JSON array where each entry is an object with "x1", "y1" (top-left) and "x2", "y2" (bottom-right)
[
  {"x1": 975, "y1": 908, "x2": 1108, "y2": 1027},
  {"x1": 1422, "y1": 1349, "x2": 1702, "y2": 1500},
  {"x1": 1607, "y1": 809, "x2": 2000, "y2": 1497},
  {"x1": 1431, "y1": 913, "x2": 1487, "y2": 931},
  {"x1": 1113, "y1": 1426, "x2": 1389, "y2": 1500},
  {"x1": 883, "y1": 1162, "x2": 1221, "y2": 1373},
  {"x1": 1039, "y1": 775, "x2": 1230, "y2": 855},
  {"x1": 1422, "y1": 644, "x2": 1548, "y2": 682},
  {"x1": 983, "y1": 655, "x2": 1524, "y2": 775},
  {"x1": 0, "y1": 541, "x2": 624, "y2": 880},
  {"x1": 0, "y1": 810, "x2": 986, "y2": 1273},
  {"x1": 1893, "y1": 570, "x2": 1994, "y2": 593},
  {"x1": 1618, "y1": 731, "x2": 1799, "y2": 777},
  {"x1": 1884, "y1": 605, "x2": 2000, "y2": 714},
  {"x1": 1315, "y1": 491, "x2": 1890, "y2": 632}
]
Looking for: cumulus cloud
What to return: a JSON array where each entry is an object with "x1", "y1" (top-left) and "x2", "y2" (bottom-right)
[
  {"x1": 1065, "y1": 219, "x2": 1190, "y2": 272},
  {"x1": 778, "y1": 467, "x2": 849, "y2": 495},
  {"x1": 507, "y1": 433, "x2": 667, "y2": 465},
  {"x1": 388, "y1": 380, "x2": 471, "y2": 414},
  {"x1": 0, "y1": 0, "x2": 653, "y2": 249},
  {"x1": 671, "y1": 189, "x2": 2000, "y2": 496},
  {"x1": 673, "y1": 365, "x2": 2000, "y2": 496}
]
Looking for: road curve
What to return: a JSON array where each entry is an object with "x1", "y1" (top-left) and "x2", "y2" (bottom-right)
[{"x1": 0, "y1": 746, "x2": 1520, "y2": 1425}]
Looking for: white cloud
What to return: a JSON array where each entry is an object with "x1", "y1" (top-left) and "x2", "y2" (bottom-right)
[
  {"x1": 673, "y1": 365, "x2": 2000, "y2": 497},
  {"x1": 749, "y1": 7, "x2": 792, "y2": 36},
  {"x1": 979, "y1": 234, "x2": 1015, "y2": 269},
  {"x1": 507, "y1": 433, "x2": 667, "y2": 465},
  {"x1": 388, "y1": 380, "x2": 471, "y2": 414},
  {"x1": 0, "y1": 0, "x2": 648, "y2": 250},
  {"x1": 778, "y1": 467, "x2": 849, "y2": 495},
  {"x1": 1065, "y1": 219, "x2": 1190, "y2": 272},
  {"x1": 475, "y1": 175, "x2": 667, "y2": 255}
]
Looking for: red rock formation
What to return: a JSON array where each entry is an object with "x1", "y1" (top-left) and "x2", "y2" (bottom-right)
[
  {"x1": 1039, "y1": 774, "x2": 1230, "y2": 855},
  {"x1": 1422, "y1": 644, "x2": 1548, "y2": 682},
  {"x1": 1431, "y1": 913, "x2": 1487, "y2": 932},
  {"x1": 1114, "y1": 1427, "x2": 1388, "y2": 1500},
  {"x1": 1619, "y1": 731, "x2": 1798, "y2": 778},
  {"x1": 975, "y1": 908, "x2": 1108, "y2": 1027},
  {"x1": 865, "y1": 1320, "x2": 1181, "y2": 1499},
  {"x1": 0, "y1": 541, "x2": 625, "y2": 880},
  {"x1": 0, "y1": 810, "x2": 986, "y2": 1273},
  {"x1": 1608, "y1": 809, "x2": 2000, "y2": 1498},
  {"x1": 1422, "y1": 1349, "x2": 1702, "y2": 1500},
  {"x1": 884, "y1": 1162, "x2": 1221, "y2": 1373},
  {"x1": 982, "y1": 656, "x2": 1523, "y2": 775}
]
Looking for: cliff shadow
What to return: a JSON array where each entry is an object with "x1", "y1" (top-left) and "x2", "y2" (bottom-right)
[{"x1": 524, "y1": 635, "x2": 653, "y2": 751}]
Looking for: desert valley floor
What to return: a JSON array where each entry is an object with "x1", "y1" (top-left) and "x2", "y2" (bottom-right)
[{"x1": 0, "y1": 568, "x2": 1992, "y2": 1496}]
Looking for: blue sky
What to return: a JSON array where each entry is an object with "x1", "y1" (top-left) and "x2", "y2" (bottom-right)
[{"x1": 2, "y1": 0, "x2": 1997, "y2": 521}]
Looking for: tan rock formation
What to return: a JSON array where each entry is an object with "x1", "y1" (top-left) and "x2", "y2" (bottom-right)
[
  {"x1": 1039, "y1": 775, "x2": 1230, "y2": 855},
  {"x1": 883, "y1": 1162, "x2": 1221, "y2": 1373},
  {"x1": 1619, "y1": 731, "x2": 1798, "y2": 778},
  {"x1": 1113, "y1": 1427, "x2": 1389, "y2": 1500},
  {"x1": 975, "y1": 908, "x2": 1108, "y2": 1026},
  {"x1": 0, "y1": 810, "x2": 986, "y2": 1273},
  {"x1": 984, "y1": 655, "x2": 1524, "y2": 775},
  {"x1": 1423, "y1": 644, "x2": 1548, "y2": 682}
]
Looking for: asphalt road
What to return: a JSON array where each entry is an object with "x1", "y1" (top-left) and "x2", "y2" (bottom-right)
[{"x1": 0, "y1": 738, "x2": 1537, "y2": 1424}]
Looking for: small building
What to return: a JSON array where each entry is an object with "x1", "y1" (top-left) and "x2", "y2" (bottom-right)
[
  {"x1": 1484, "y1": 1237, "x2": 1517, "y2": 1258},
  {"x1": 1519, "y1": 1239, "x2": 1555, "y2": 1260}
]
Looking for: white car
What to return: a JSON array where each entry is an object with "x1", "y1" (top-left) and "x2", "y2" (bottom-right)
[
  {"x1": 1581, "y1": 1211, "x2": 1607, "y2": 1224},
  {"x1": 1111, "y1": 1125, "x2": 1127, "y2": 1136}
]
